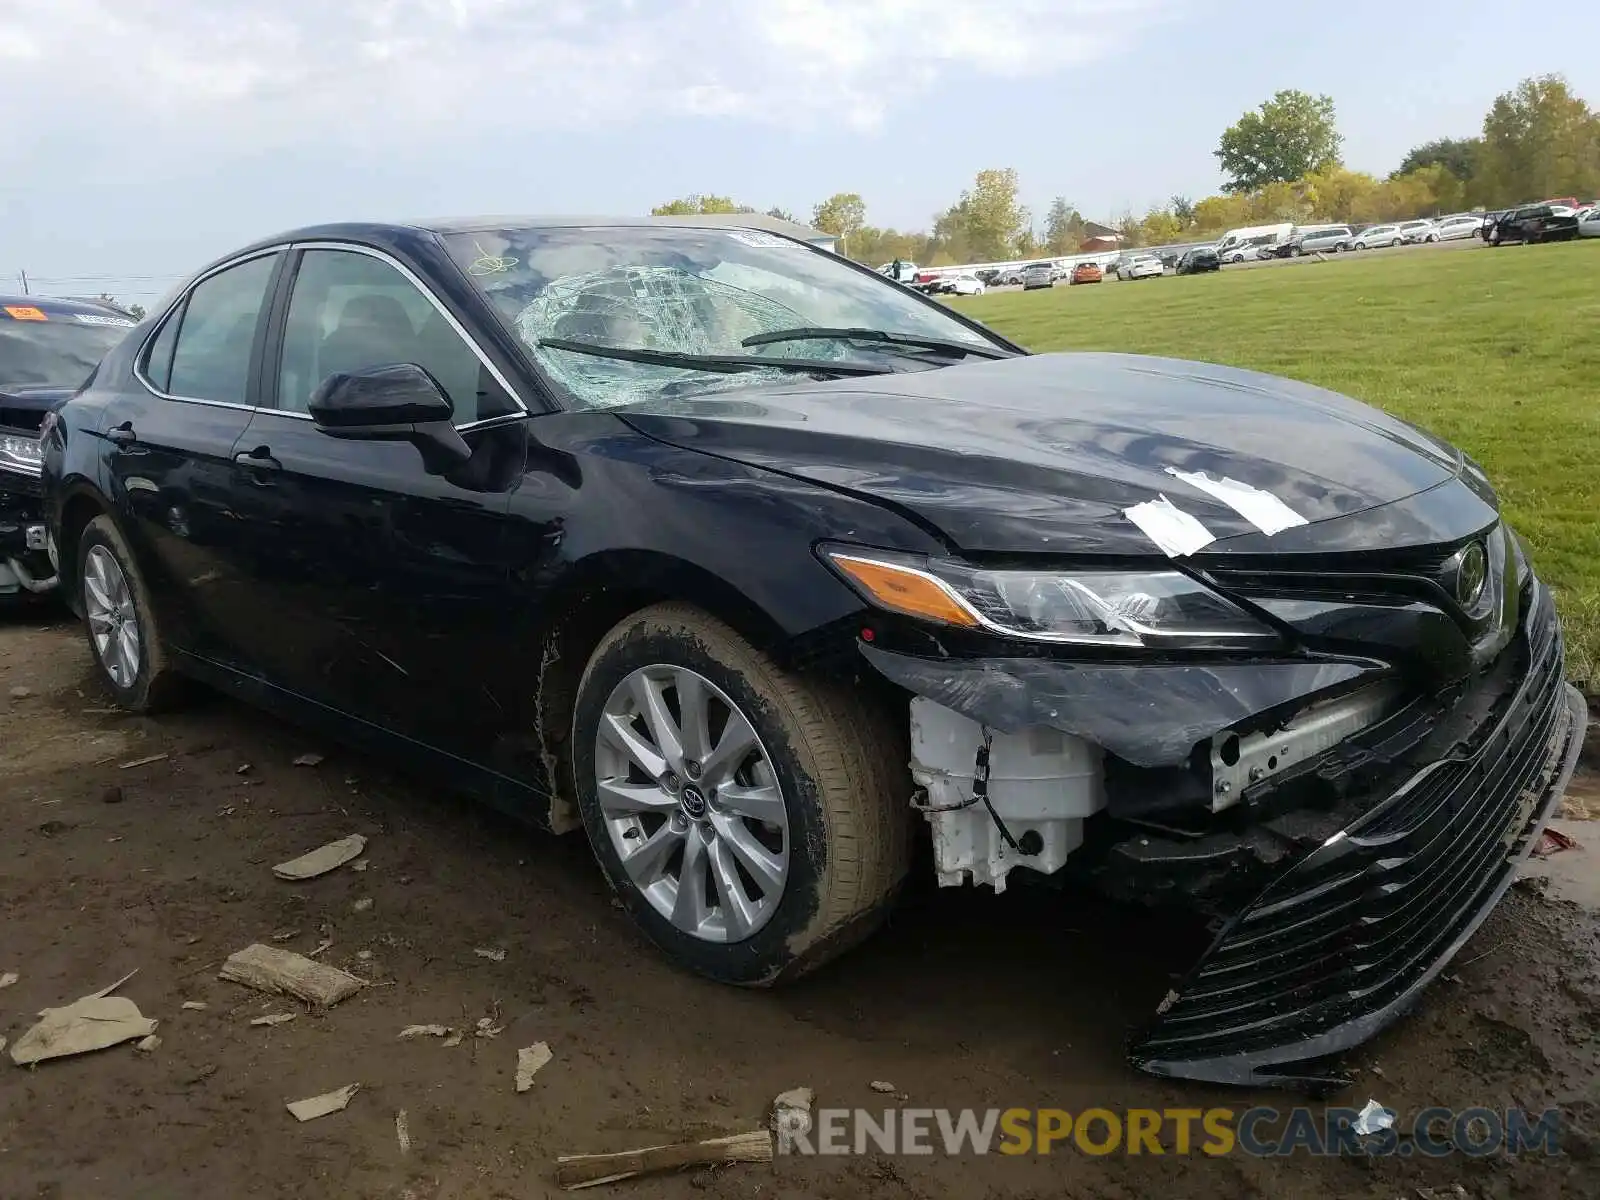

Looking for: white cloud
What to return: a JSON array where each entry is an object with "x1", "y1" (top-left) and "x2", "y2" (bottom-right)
[{"x1": 0, "y1": 0, "x2": 1181, "y2": 149}]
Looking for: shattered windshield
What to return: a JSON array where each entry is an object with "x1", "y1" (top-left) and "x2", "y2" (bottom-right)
[{"x1": 443, "y1": 225, "x2": 1002, "y2": 411}]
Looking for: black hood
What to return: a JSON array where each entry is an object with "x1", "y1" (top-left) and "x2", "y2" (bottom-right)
[
  {"x1": 0, "y1": 383, "x2": 74, "y2": 432},
  {"x1": 621, "y1": 352, "x2": 1495, "y2": 557}
]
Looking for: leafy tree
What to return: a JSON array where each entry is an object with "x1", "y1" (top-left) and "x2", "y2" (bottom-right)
[
  {"x1": 1169, "y1": 195, "x2": 1195, "y2": 226},
  {"x1": 1113, "y1": 211, "x2": 1143, "y2": 248},
  {"x1": 810, "y1": 193, "x2": 867, "y2": 251},
  {"x1": 1138, "y1": 208, "x2": 1182, "y2": 245},
  {"x1": 765, "y1": 206, "x2": 798, "y2": 223},
  {"x1": 1043, "y1": 197, "x2": 1085, "y2": 254},
  {"x1": 1190, "y1": 193, "x2": 1252, "y2": 234},
  {"x1": 1394, "y1": 137, "x2": 1480, "y2": 183},
  {"x1": 934, "y1": 169, "x2": 1029, "y2": 261},
  {"x1": 1474, "y1": 74, "x2": 1600, "y2": 205},
  {"x1": 1298, "y1": 166, "x2": 1379, "y2": 223},
  {"x1": 651, "y1": 194, "x2": 746, "y2": 215},
  {"x1": 1215, "y1": 90, "x2": 1342, "y2": 193}
]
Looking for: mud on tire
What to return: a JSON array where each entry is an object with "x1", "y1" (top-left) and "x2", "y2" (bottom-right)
[{"x1": 572, "y1": 602, "x2": 912, "y2": 985}]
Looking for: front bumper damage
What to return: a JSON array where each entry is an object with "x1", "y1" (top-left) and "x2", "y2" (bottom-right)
[
  {"x1": 863, "y1": 580, "x2": 1586, "y2": 1089},
  {"x1": 0, "y1": 469, "x2": 56, "y2": 599}
]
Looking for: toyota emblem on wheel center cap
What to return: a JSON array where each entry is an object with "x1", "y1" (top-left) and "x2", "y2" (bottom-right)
[
  {"x1": 680, "y1": 784, "x2": 708, "y2": 819},
  {"x1": 1455, "y1": 540, "x2": 1488, "y2": 608}
]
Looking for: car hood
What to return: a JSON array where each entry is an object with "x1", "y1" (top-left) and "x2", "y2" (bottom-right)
[
  {"x1": 0, "y1": 383, "x2": 74, "y2": 429},
  {"x1": 620, "y1": 352, "x2": 1477, "y2": 557}
]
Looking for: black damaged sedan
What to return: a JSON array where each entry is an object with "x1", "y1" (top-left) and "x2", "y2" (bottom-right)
[
  {"x1": 1, "y1": 295, "x2": 137, "y2": 604},
  {"x1": 41, "y1": 218, "x2": 1585, "y2": 1088}
]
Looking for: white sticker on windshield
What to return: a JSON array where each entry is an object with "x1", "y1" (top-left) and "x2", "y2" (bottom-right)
[
  {"x1": 1165, "y1": 467, "x2": 1308, "y2": 536},
  {"x1": 725, "y1": 230, "x2": 791, "y2": 248},
  {"x1": 75, "y1": 314, "x2": 135, "y2": 327},
  {"x1": 1123, "y1": 495, "x2": 1216, "y2": 558}
]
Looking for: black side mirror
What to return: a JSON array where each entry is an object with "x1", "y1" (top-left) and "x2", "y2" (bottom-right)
[{"x1": 308, "y1": 363, "x2": 472, "y2": 475}]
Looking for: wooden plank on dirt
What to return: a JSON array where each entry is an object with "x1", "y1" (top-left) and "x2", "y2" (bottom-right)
[
  {"x1": 554, "y1": 1130, "x2": 772, "y2": 1190},
  {"x1": 219, "y1": 944, "x2": 364, "y2": 1007}
]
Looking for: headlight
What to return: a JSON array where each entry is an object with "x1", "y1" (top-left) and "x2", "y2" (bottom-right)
[
  {"x1": 0, "y1": 432, "x2": 44, "y2": 474},
  {"x1": 823, "y1": 548, "x2": 1277, "y2": 649}
]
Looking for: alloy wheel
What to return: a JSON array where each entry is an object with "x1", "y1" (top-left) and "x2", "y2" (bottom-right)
[
  {"x1": 594, "y1": 665, "x2": 790, "y2": 943},
  {"x1": 84, "y1": 545, "x2": 141, "y2": 688}
]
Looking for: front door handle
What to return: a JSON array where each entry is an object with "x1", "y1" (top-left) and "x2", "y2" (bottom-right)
[
  {"x1": 233, "y1": 447, "x2": 282, "y2": 471},
  {"x1": 106, "y1": 421, "x2": 137, "y2": 446}
]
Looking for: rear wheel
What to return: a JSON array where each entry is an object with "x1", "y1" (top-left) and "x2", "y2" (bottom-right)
[
  {"x1": 77, "y1": 516, "x2": 184, "y2": 712},
  {"x1": 572, "y1": 603, "x2": 911, "y2": 985}
]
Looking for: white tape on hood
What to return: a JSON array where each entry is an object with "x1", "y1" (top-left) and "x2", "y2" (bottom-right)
[
  {"x1": 1165, "y1": 468, "x2": 1309, "y2": 537},
  {"x1": 1123, "y1": 495, "x2": 1216, "y2": 557}
]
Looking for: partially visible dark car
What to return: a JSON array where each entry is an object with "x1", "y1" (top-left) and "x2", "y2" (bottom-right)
[
  {"x1": 1476, "y1": 211, "x2": 1508, "y2": 241},
  {"x1": 40, "y1": 217, "x2": 1584, "y2": 1089},
  {"x1": 1486, "y1": 205, "x2": 1580, "y2": 245},
  {"x1": 0, "y1": 295, "x2": 137, "y2": 604},
  {"x1": 1174, "y1": 247, "x2": 1220, "y2": 274}
]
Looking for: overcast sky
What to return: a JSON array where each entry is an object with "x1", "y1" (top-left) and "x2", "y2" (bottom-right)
[{"x1": 2, "y1": 0, "x2": 1597, "y2": 304}]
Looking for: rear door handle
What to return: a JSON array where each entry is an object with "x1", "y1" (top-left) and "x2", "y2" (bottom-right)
[
  {"x1": 106, "y1": 421, "x2": 137, "y2": 446},
  {"x1": 233, "y1": 447, "x2": 282, "y2": 471}
]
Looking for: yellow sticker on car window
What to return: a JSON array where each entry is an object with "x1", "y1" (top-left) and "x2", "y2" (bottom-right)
[{"x1": 4, "y1": 305, "x2": 47, "y2": 321}]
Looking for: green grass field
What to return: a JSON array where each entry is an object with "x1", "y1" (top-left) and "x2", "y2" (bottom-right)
[{"x1": 951, "y1": 241, "x2": 1600, "y2": 682}]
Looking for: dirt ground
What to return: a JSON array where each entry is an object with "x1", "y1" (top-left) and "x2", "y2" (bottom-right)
[{"x1": 3, "y1": 606, "x2": 1600, "y2": 1200}]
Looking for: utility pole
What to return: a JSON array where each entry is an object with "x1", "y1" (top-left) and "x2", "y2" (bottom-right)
[{"x1": 17, "y1": 270, "x2": 28, "y2": 295}]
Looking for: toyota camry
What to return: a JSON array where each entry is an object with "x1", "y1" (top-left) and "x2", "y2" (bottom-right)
[{"x1": 41, "y1": 217, "x2": 1585, "y2": 1088}]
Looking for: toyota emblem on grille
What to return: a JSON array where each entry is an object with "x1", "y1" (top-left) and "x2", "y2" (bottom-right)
[{"x1": 1455, "y1": 540, "x2": 1488, "y2": 608}]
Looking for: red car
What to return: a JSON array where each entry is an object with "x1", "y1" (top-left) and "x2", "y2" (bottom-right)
[{"x1": 1069, "y1": 262, "x2": 1103, "y2": 285}]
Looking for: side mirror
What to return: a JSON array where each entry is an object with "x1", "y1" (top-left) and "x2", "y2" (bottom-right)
[{"x1": 308, "y1": 363, "x2": 472, "y2": 474}]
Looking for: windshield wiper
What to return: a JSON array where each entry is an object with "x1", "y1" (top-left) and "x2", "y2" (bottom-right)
[
  {"x1": 741, "y1": 327, "x2": 1012, "y2": 360},
  {"x1": 538, "y1": 338, "x2": 893, "y2": 377}
]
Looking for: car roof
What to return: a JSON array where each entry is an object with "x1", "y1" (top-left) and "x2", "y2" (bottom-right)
[{"x1": 0, "y1": 294, "x2": 126, "y2": 318}]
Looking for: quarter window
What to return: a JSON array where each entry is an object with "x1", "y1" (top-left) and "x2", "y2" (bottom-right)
[
  {"x1": 275, "y1": 249, "x2": 515, "y2": 425},
  {"x1": 167, "y1": 253, "x2": 279, "y2": 405},
  {"x1": 141, "y1": 306, "x2": 182, "y2": 393}
]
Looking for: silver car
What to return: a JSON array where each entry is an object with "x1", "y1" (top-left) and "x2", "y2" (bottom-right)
[
  {"x1": 1348, "y1": 224, "x2": 1404, "y2": 250},
  {"x1": 1291, "y1": 226, "x2": 1352, "y2": 255},
  {"x1": 1433, "y1": 215, "x2": 1484, "y2": 242},
  {"x1": 1400, "y1": 220, "x2": 1439, "y2": 244}
]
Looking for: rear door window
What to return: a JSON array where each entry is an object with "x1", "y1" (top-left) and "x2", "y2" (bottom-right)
[{"x1": 167, "y1": 254, "x2": 280, "y2": 405}]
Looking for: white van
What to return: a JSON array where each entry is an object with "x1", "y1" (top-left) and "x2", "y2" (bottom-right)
[{"x1": 1215, "y1": 223, "x2": 1295, "y2": 256}]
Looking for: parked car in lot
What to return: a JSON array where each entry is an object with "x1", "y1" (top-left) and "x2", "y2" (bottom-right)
[
  {"x1": 940, "y1": 273, "x2": 986, "y2": 296},
  {"x1": 1174, "y1": 247, "x2": 1220, "y2": 274},
  {"x1": 1400, "y1": 220, "x2": 1439, "y2": 243},
  {"x1": 1348, "y1": 224, "x2": 1404, "y2": 250},
  {"x1": 1021, "y1": 262, "x2": 1054, "y2": 290},
  {"x1": 1579, "y1": 208, "x2": 1600, "y2": 238},
  {"x1": 1486, "y1": 205, "x2": 1581, "y2": 245},
  {"x1": 1, "y1": 295, "x2": 138, "y2": 605},
  {"x1": 1069, "y1": 261, "x2": 1103, "y2": 284},
  {"x1": 1114, "y1": 254, "x2": 1164, "y2": 281},
  {"x1": 1434, "y1": 214, "x2": 1485, "y2": 242},
  {"x1": 1476, "y1": 212, "x2": 1508, "y2": 241},
  {"x1": 1287, "y1": 225, "x2": 1353, "y2": 255},
  {"x1": 41, "y1": 215, "x2": 1585, "y2": 1087}
]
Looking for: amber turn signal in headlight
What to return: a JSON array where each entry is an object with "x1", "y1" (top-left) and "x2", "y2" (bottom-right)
[{"x1": 826, "y1": 552, "x2": 979, "y2": 628}]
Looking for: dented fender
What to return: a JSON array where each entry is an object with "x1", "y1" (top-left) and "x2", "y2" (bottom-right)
[{"x1": 858, "y1": 642, "x2": 1380, "y2": 769}]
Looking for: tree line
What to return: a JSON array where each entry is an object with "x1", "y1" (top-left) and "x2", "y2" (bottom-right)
[{"x1": 653, "y1": 73, "x2": 1600, "y2": 264}]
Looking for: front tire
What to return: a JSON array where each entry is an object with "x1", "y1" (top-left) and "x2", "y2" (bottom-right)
[
  {"x1": 572, "y1": 603, "x2": 911, "y2": 986},
  {"x1": 77, "y1": 515, "x2": 184, "y2": 712}
]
